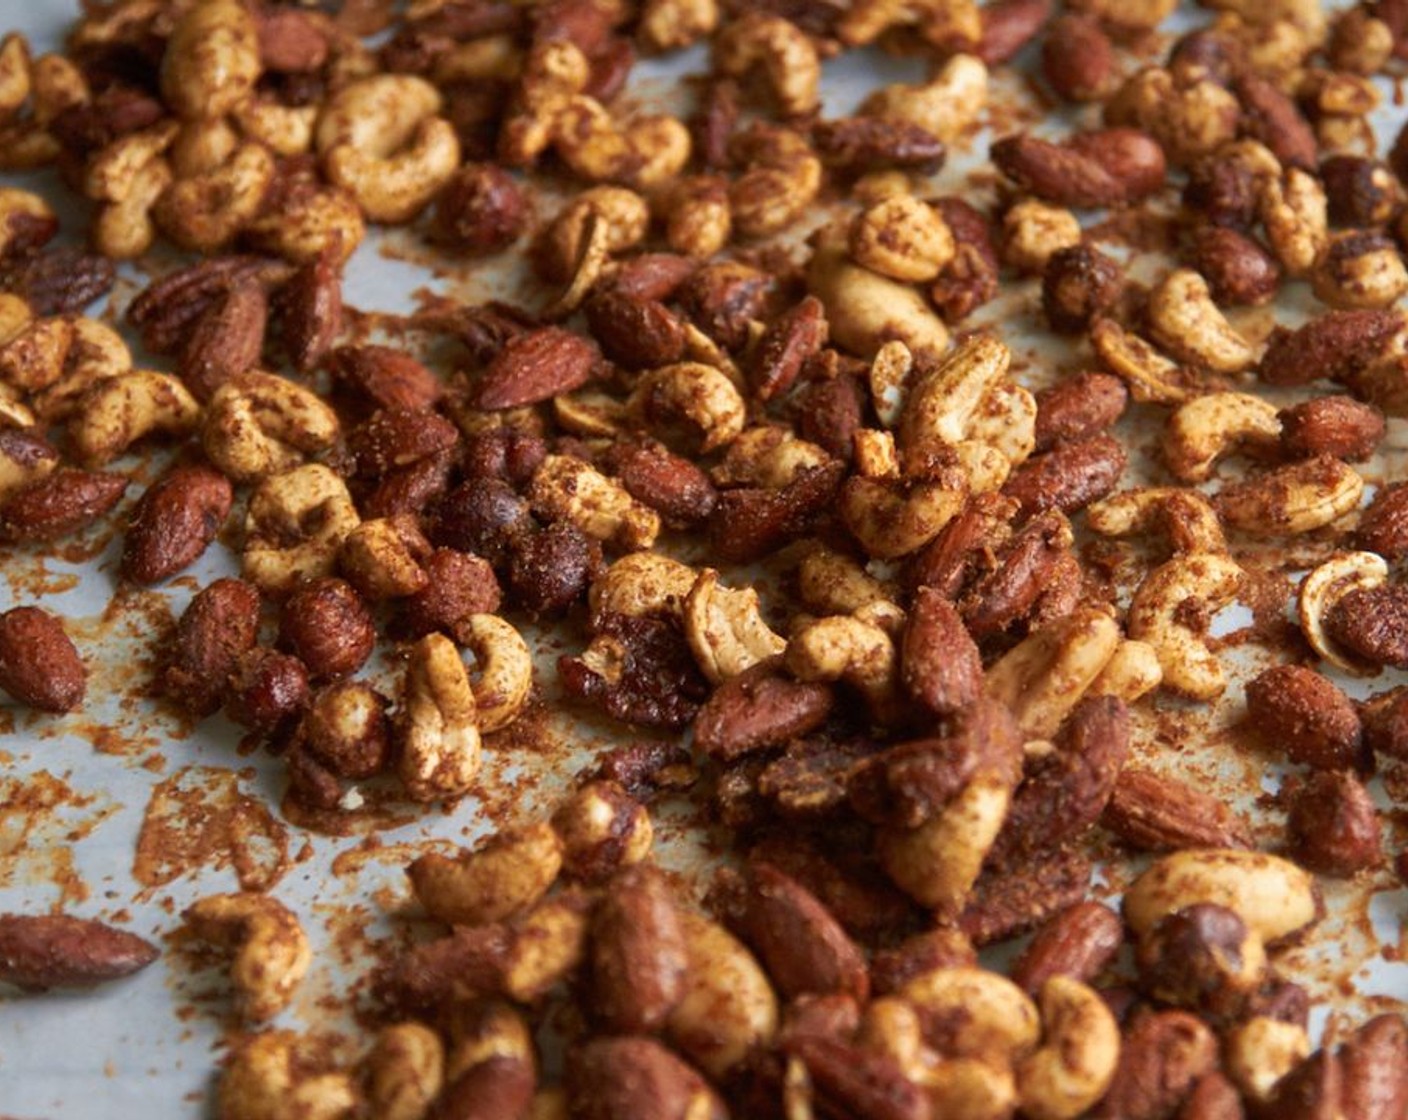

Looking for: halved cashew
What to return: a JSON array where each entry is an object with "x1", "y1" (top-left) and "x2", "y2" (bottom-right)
[
  {"x1": 407, "y1": 821, "x2": 562, "y2": 926},
  {"x1": 1224, "y1": 1017, "x2": 1311, "y2": 1105},
  {"x1": 1086, "y1": 488, "x2": 1227, "y2": 554},
  {"x1": 243, "y1": 464, "x2": 361, "y2": 593},
  {"x1": 853, "y1": 428, "x2": 901, "y2": 479},
  {"x1": 552, "y1": 96, "x2": 692, "y2": 190},
  {"x1": 785, "y1": 614, "x2": 898, "y2": 718},
  {"x1": 160, "y1": 0, "x2": 261, "y2": 122},
  {"x1": 69, "y1": 370, "x2": 200, "y2": 466},
  {"x1": 850, "y1": 195, "x2": 956, "y2": 285},
  {"x1": 528, "y1": 455, "x2": 660, "y2": 551},
  {"x1": 984, "y1": 607, "x2": 1122, "y2": 738},
  {"x1": 1259, "y1": 168, "x2": 1327, "y2": 278},
  {"x1": 839, "y1": 477, "x2": 968, "y2": 560},
  {"x1": 1088, "y1": 639, "x2": 1163, "y2": 703},
  {"x1": 797, "y1": 546, "x2": 903, "y2": 628},
  {"x1": 316, "y1": 75, "x2": 460, "y2": 223},
  {"x1": 1162, "y1": 392, "x2": 1282, "y2": 482},
  {"x1": 1127, "y1": 552, "x2": 1243, "y2": 701},
  {"x1": 1090, "y1": 318, "x2": 1189, "y2": 404},
  {"x1": 713, "y1": 13, "x2": 819, "y2": 117},
  {"x1": 628, "y1": 362, "x2": 746, "y2": 454},
  {"x1": 219, "y1": 1031, "x2": 356, "y2": 1120},
  {"x1": 203, "y1": 372, "x2": 342, "y2": 483},
  {"x1": 861, "y1": 54, "x2": 989, "y2": 143},
  {"x1": 84, "y1": 121, "x2": 179, "y2": 203},
  {"x1": 964, "y1": 381, "x2": 1037, "y2": 475},
  {"x1": 683, "y1": 568, "x2": 787, "y2": 684},
  {"x1": 338, "y1": 518, "x2": 429, "y2": 600},
  {"x1": 363, "y1": 1022, "x2": 445, "y2": 1120},
  {"x1": 588, "y1": 553, "x2": 697, "y2": 623},
  {"x1": 1216, "y1": 457, "x2": 1365, "y2": 536},
  {"x1": 235, "y1": 99, "x2": 318, "y2": 158},
  {"x1": 901, "y1": 968, "x2": 1041, "y2": 1061},
  {"x1": 1297, "y1": 551, "x2": 1388, "y2": 673},
  {"x1": 900, "y1": 334, "x2": 1011, "y2": 452},
  {"x1": 868, "y1": 340, "x2": 913, "y2": 429},
  {"x1": 1123, "y1": 849, "x2": 1321, "y2": 944},
  {"x1": 154, "y1": 142, "x2": 276, "y2": 252},
  {"x1": 1016, "y1": 977, "x2": 1120, "y2": 1120},
  {"x1": 1149, "y1": 269, "x2": 1259, "y2": 373},
  {"x1": 459, "y1": 614, "x2": 533, "y2": 733},
  {"x1": 183, "y1": 893, "x2": 311, "y2": 1023},
  {"x1": 542, "y1": 208, "x2": 611, "y2": 319},
  {"x1": 0, "y1": 315, "x2": 72, "y2": 392},
  {"x1": 398, "y1": 632, "x2": 482, "y2": 802},
  {"x1": 538, "y1": 186, "x2": 649, "y2": 283}
]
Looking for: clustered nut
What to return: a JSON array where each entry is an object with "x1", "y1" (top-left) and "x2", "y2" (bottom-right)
[{"x1": 2, "y1": 0, "x2": 1408, "y2": 1115}]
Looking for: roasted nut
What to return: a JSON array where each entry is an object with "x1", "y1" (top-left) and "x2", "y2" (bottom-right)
[
  {"x1": 1162, "y1": 392, "x2": 1282, "y2": 482},
  {"x1": 409, "y1": 821, "x2": 562, "y2": 928},
  {"x1": 1312, "y1": 230, "x2": 1408, "y2": 310},
  {"x1": 551, "y1": 780, "x2": 652, "y2": 882},
  {"x1": 712, "y1": 13, "x2": 819, "y2": 117},
  {"x1": 569, "y1": 1036, "x2": 726, "y2": 1120},
  {"x1": 849, "y1": 194, "x2": 955, "y2": 282},
  {"x1": 0, "y1": 605, "x2": 85, "y2": 713},
  {"x1": 590, "y1": 864, "x2": 687, "y2": 1033},
  {"x1": 992, "y1": 128, "x2": 1167, "y2": 208},
  {"x1": 1001, "y1": 200, "x2": 1081, "y2": 275},
  {"x1": 218, "y1": 1031, "x2": 356, "y2": 1120},
  {"x1": 398, "y1": 633, "x2": 482, "y2": 802},
  {"x1": 1278, "y1": 396, "x2": 1384, "y2": 461},
  {"x1": 183, "y1": 893, "x2": 310, "y2": 1022},
  {"x1": 1042, "y1": 244, "x2": 1123, "y2": 334},
  {"x1": 528, "y1": 454, "x2": 659, "y2": 551},
  {"x1": 69, "y1": 370, "x2": 200, "y2": 467},
  {"x1": 1010, "y1": 903, "x2": 1123, "y2": 996},
  {"x1": 363, "y1": 1023, "x2": 445, "y2": 1120},
  {"x1": 121, "y1": 464, "x2": 234, "y2": 584},
  {"x1": 1298, "y1": 550, "x2": 1390, "y2": 673},
  {"x1": 1128, "y1": 552, "x2": 1242, "y2": 701},
  {"x1": 1287, "y1": 769, "x2": 1382, "y2": 876},
  {"x1": 1016, "y1": 976, "x2": 1120, "y2": 1120},
  {"x1": 1325, "y1": 583, "x2": 1408, "y2": 670},
  {"x1": 278, "y1": 578, "x2": 375, "y2": 681},
  {"x1": 1147, "y1": 269, "x2": 1258, "y2": 373},
  {"x1": 985, "y1": 605, "x2": 1121, "y2": 738},
  {"x1": 299, "y1": 681, "x2": 390, "y2": 781},
  {"x1": 242, "y1": 465, "x2": 361, "y2": 594},
  {"x1": 1041, "y1": 15, "x2": 1114, "y2": 102},
  {"x1": 1103, "y1": 768, "x2": 1253, "y2": 852},
  {"x1": 0, "y1": 913, "x2": 159, "y2": 990},
  {"x1": 1189, "y1": 225, "x2": 1281, "y2": 307},
  {"x1": 1214, "y1": 456, "x2": 1364, "y2": 537},
  {"x1": 202, "y1": 371, "x2": 341, "y2": 483},
  {"x1": 1244, "y1": 664, "x2": 1364, "y2": 770}
]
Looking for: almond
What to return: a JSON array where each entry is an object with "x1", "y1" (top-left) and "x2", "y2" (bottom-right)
[
  {"x1": 1355, "y1": 483, "x2": 1408, "y2": 558},
  {"x1": 1244, "y1": 664, "x2": 1366, "y2": 768},
  {"x1": 121, "y1": 464, "x2": 234, "y2": 584},
  {"x1": 1002, "y1": 433, "x2": 1127, "y2": 518},
  {"x1": 692, "y1": 657, "x2": 833, "y2": 761},
  {"x1": 0, "y1": 467, "x2": 127, "y2": 541},
  {"x1": 1041, "y1": 14, "x2": 1114, "y2": 102},
  {"x1": 570, "y1": 1037, "x2": 726, "y2": 1120},
  {"x1": 1033, "y1": 371, "x2": 1128, "y2": 452},
  {"x1": 899, "y1": 588, "x2": 982, "y2": 716},
  {"x1": 1102, "y1": 768, "x2": 1253, "y2": 851},
  {"x1": 473, "y1": 326, "x2": 598, "y2": 409},
  {"x1": 1010, "y1": 901, "x2": 1124, "y2": 995},
  {"x1": 0, "y1": 606, "x2": 85, "y2": 713},
  {"x1": 749, "y1": 295, "x2": 828, "y2": 401},
  {"x1": 590, "y1": 865, "x2": 688, "y2": 1033},
  {"x1": 992, "y1": 128, "x2": 1166, "y2": 209},
  {"x1": 584, "y1": 291, "x2": 686, "y2": 370},
  {"x1": 163, "y1": 578, "x2": 263, "y2": 716},
  {"x1": 179, "y1": 280, "x2": 268, "y2": 401},
  {"x1": 328, "y1": 344, "x2": 442, "y2": 411},
  {"x1": 1278, "y1": 396, "x2": 1385, "y2": 461},
  {"x1": 1257, "y1": 308, "x2": 1402, "y2": 387},
  {"x1": 1286, "y1": 770, "x2": 1382, "y2": 877},
  {"x1": 347, "y1": 408, "x2": 460, "y2": 477},
  {"x1": 277, "y1": 246, "x2": 343, "y2": 374},
  {"x1": 0, "y1": 914, "x2": 158, "y2": 989},
  {"x1": 1340, "y1": 1015, "x2": 1408, "y2": 1120}
]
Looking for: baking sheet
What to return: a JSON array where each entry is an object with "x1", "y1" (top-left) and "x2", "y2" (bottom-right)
[{"x1": 1, "y1": 1, "x2": 1407, "y2": 1116}]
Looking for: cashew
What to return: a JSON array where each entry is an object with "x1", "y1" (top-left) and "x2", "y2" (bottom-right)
[
  {"x1": 183, "y1": 893, "x2": 311, "y2": 1023},
  {"x1": 160, "y1": 0, "x2": 260, "y2": 121},
  {"x1": 408, "y1": 821, "x2": 562, "y2": 926},
  {"x1": 527, "y1": 454, "x2": 660, "y2": 551},
  {"x1": 900, "y1": 333, "x2": 1012, "y2": 452},
  {"x1": 364, "y1": 1023, "x2": 445, "y2": 1120},
  {"x1": 1090, "y1": 318, "x2": 1190, "y2": 404},
  {"x1": 660, "y1": 176, "x2": 731, "y2": 259},
  {"x1": 69, "y1": 370, "x2": 200, "y2": 467},
  {"x1": 839, "y1": 477, "x2": 968, "y2": 560},
  {"x1": 316, "y1": 75, "x2": 460, "y2": 223},
  {"x1": 785, "y1": 614, "x2": 898, "y2": 718},
  {"x1": 219, "y1": 1032, "x2": 356, "y2": 1120},
  {"x1": 1216, "y1": 457, "x2": 1365, "y2": 536},
  {"x1": 850, "y1": 195, "x2": 956, "y2": 283},
  {"x1": 552, "y1": 96, "x2": 691, "y2": 190},
  {"x1": 398, "y1": 633, "x2": 482, "y2": 802},
  {"x1": 34, "y1": 317, "x2": 132, "y2": 423},
  {"x1": 498, "y1": 895, "x2": 592, "y2": 1003},
  {"x1": 1086, "y1": 488, "x2": 1227, "y2": 554},
  {"x1": 797, "y1": 546, "x2": 902, "y2": 627},
  {"x1": 868, "y1": 341, "x2": 913, "y2": 429},
  {"x1": 1123, "y1": 849, "x2": 1321, "y2": 944},
  {"x1": 1297, "y1": 551, "x2": 1388, "y2": 674},
  {"x1": 1148, "y1": 270, "x2": 1259, "y2": 373},
  {"x1": 714, "y1": 427, "x2": 832, "y2": 489},
  {"x1": 538, "y1": 186, "x2": 649, "y2": 283},
  {"x1": 1001, "y1": 200, "x2": 1081, "y2": 276},
  {"x1": 243, "y1": 464, "x2": 361, "y2": 594},
  {"x1": 1127, "y1": 552, "x2": 1242, "y2": 700},
  {"x1": 1312, "y1": 230, "x2": 1408, "y2": 311},
  {"x1": 154, "y1": 141, "x2": 276, "y2": 252},
  {"x1": 713, "y1": 13, "x2": 819, "y2": 117},
  {"x1": 0, "y1": 315, "x2": 71, "y2": 392},
  {"x1": 1105, "y1": 68, "x2": 1238, "y2": 166},
  {"x1": 203, "y1": 372, "x2": 341, "y2": 483},
  {"x1": 640, "y1": 0, "x2": 720, "y2": 50},
  {"x1": 1016, "y1": 977, "x2": 1120, "y2": 1120},
  {"x1": 985, "y1": 607, "x2": 1122, "y2": 738},
  {"x1": 962, "y1": 382, "x2": 1037, "y2": 481},
  {"x1": 852, "y1": 428, "x2": 899, "y2": 479},
  {"x1": 0, "y1": 188, "x2": 51, "y2": 258},
  {"x1": 170, "y1": 117, "x2": 240, "y2": 179},
  {"x1": 1162, "y1": 392, "x2": 1282, "y2": 482},
  {"x1": 683, "y1": 568, "x2": 787, "y2": 684},
  {"x1": 1224, "y1": 1017, "x2": 1311, "y2": 1104},
  {"x1": 589, "y1": 552, "x2": 698, "y2": 622},
  {"x1": 1088, "y1": 639, "x2": 1163, "y2": 704},
  {"x1": 460, "y1": 614, "x2": 533, "y2": 734},
  {"x1": 551, "y1": 780, "x2": 653, "y2": 880},
  {"x1": 729, "y1": 125, "x2": 822, "y2": 239},
  {"x1": 338, "y1": 518, "x2": 429, "y2": 600},
  {"x1": 0, "y1": 34, "x2": 30, "y2": 123},
  {"x1": 84, "y1": 121, "x2": 179, "y2": 203},
  {"x1": 93, "y1": 155, "x2": 171, "y2": 260},
  {"x1": 901, "y1": 968, "x2": 1041, "y2": 1061},
  {"x1": 499, "y1": 41, "x2": 591, "y2": 167},
  {"x1": 235, "y1": 99, "x2": 318, "y2": 158},
  {"x1": 628, "y1": 362, "x2": 745, "y2": 455},
  {"x1": 1259, "y1": 169, "x2": 1327, "y2": 278},
  {"x1": 443, "y1": 1000, "x2": 535, "y2": 1082},
  {"x1": 243, "y1": 182, "x2": 365, "y2": 264},
  {"x1": 861, "y1": 54, "x2": 988, "y2": 144}
]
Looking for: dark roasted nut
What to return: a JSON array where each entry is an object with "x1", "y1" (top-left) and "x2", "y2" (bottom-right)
[
  {"x1": 276, "y1": 247, "x2": 343, "y2": 374},
  {"x1": 1287, "y1": 770, "x2": 1382, "y2": 877},
  {"x1": 558, "y1": 613, "x2": 708, "y2": 728},
  {"x1": 0, "y1": 606, "x2": 86, "y2": 714},
  {"x1": 1183, "y1": 157, "x2": 1260, "y2": 231},
  {"x1": 797, "y1": 375, "x2": 864, "y2": 461},
  {"x1": 1322, "y1": 156, "x2": 1402, "y2": 228},
  {"x1": 1189, "y1": 225, "x2": 1281, "y2": 307},
  {"x1": 749, "y1": 295, "x2": 827, "y2": 401},
  {"x1": 906, "y1": 491, "x2": 1018, "y2": 598},
  {"x1": 992, "y1": 128, "x2": 1167, "y2": 209},
  {"x1": 584, "y1": 290, "x2": 686, "y2": 370},
  {"x1": 256, "y1": 6, "x2": 329, "y2": 71},
  {"x1": 553, "y1": 780, "x2": 651, "y2": 882},
  {"x1": 463, "y1": 427, "x2": 549, "y2": 487},
  {"x1": 899, "y1": 588, "x2": 982, "y2": 716},
  {"x1": 179, "y1": 280, "x2": 268, "y2": 401},
  {"x1": 474, "y1": 326, "x2": 599, "y2": 409},
  {"x1": 931, "y1": 197, "x2": 1000, "y2": 321},
  {"x1": 1235, "y1": 75, "x2": 1318, "y2": 172},
  {"x1": 300, "y1": 681, "x2": 391, "y2": 780},
  {"x1": 0, "y1": 914, "x2": 159, "y2": 990},
  {"x1": 1355, "y1": 484, "x2": 1408, "y2": 558},
  {"x1": 428, "y1": 1056, "x2": 535, "y2": 1120},
  {"x1": 677, "y1": 261, "x2": 774, "y2": 351},
  {"x1": 1102, "y1": 768, "x2": 1253, "y2": 851},
  {"x1": 347, "y1": 409, "x2": 460, "y2": 478},
  {"x1": 1278, "y1": 397, "x2": 1384, "y2": 461},
  {"x1": 707, "y1": 463, "x2": 845, "y2": 564},
  {"x1": 433, "y1": 478, "x2": 534, "y2": 567},
  {"x1": 1042, "y1": 243, "x2": 1123, "y2": 333},
  {"x1": 0, "y1": 247, "x2": 115, "y2": 316},
  {"x1": 509, "y1": 521, "x2": 603, "y2": 615},
  {"x1": 1042, "y1": 14, "x2": 1114, "y2": 102},
  {"x1": 0, "y1": 468, "x2": 127, "y2": 541},
  {"x1": 1136, "y1": 904, "x2": 1261, "y2": 1019},
  {"x1": 959, "y1": 845, "x2": 1093, "y2": 946},
  {"x1": 1002, "y1": 434, "x2": 1126, "y2": 518},
  {"x1": 870, "y1": 928, "x2": 977, "y2": 993},
  {"x1": 164, "y1": 579, "x2": 262, "y2": 716},
  {"x1": 591, "y1": 865, "x2": 687, "y2": 1033},
  {"x1": 225, "y1": 648, "x2": 311, "y2": 736},
  {"x1": 328, "y1": 345, "x2": 442, "y2": 412},
  {"x1": 570, "y1": 1037, "x2": 726, "y2": 1120},
  {"x1": 1092, "y1": 1010, "x2": 1219, "y2": 1120},
  {"x1": 958, "y1": 510, "x2": 1076, "y2": 640},
  {"x1": 693, "y1": 658, "x2": 833, "y2": 761},
  {"x1": 395, "y1": 548, "x2": 502, "y2": 639},
  {"x1": 785, "y1": 1034, "x2": 930, "y2": 1120},
  {"x1": 1257, "y1": 309, "x2": 1402, "y2": 387},
  {"x1": 1244, "y1": 664, "x2": 1366, "y2": 768},
  {"x1": 428, "y1": 164, "x2": 528, "y2": 254},
  {"x1": 1033, "y1": 371, "x2": 1128, "y2": 452},
  {"x1": 362, "y1": 453, "x2": 455, "y2": 520},
  {"x1": 278, "y1": 578, "x2": 375, "y2": 680},
  {"x1": 812, "y1": 117, "x2": 945, "y2": 174},
  {"x1": 121, "y1": 465, "x2": 234, "y2": 585},
  {"x1": 1339, "y1": 1014, "x2": 1408, "y2": 1120},
  {"x1": 976, "y1": 0, "x2": 1050, "y2": 63},
  {"x1": 605, "y1": 439, "x2": 717, "y2": 527},
  {"x1": 1010, "y1": 901, "x2": 1124, "y2": 995},
  {"x1": 127, "y1": 256, "x2": 286, "y2": 354},
  {"x1": 1177, "y1": 1073, "x2": 1244, "y2": 1120},
  {"x1": 1263, "y1": 1050, "x2": 1343, "y2": 1120}
]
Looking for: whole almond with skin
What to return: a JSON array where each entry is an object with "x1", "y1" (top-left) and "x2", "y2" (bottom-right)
[
  {"x1": 590, "y1": 865, "x2": 688, "y2": 1033},
  {"x1": 428, "y1": 1056, "x2": 535, "y2": 1120},
  {"x1": 163, "y1": 578, "x2": 262, "y2": 716},
  {"x1": 0, "y1": 606, "x2": 86, "y2": 713},
  {"x1": 256, "y1": 6, "x2": 329, "y2": 71},
  {"x1": 1033, "y1": 371, "x2": 1128, "y2": 451},
  {"x1": 1340, "y1": 1014, "x2": 1408, "y2": 1120},
  {"x1": 750, "y1": 295, "x2": 828, "y2": 401},
  {"x1": 1327, "y1": 584, "x2": 1408, "y2": 670},
  {"x1": 1010, "y1": 901, "x2": 1123, "y2": 994},
  {"x1": 277, "y1": 246, "x2": 343, "y2": 373},
  {"x1": 347, "y1": 408, "x2": 460, "y2": 477},
  {"x1": 1042, "y1": 14, "x2": 1114, "y2": 102},
  {"x1": 328, "y1": 344, "x2": 441, "y2": 411},
  {"x1": 122, "y1": 465, "x2": 234, "y2": 584},
  {"x1": 1244, "y1": 664, "x2": 1365, "y2": 770},
  {"x1": 0, "y1": 914, "x2": 158, "y2": 989},
  {"x1": 1356, "y1": 484, "x2": 1408, "y2": 559},
  {"x1": 1257, "y1": 309, "x2": 1402, "y2": 387},
  {"x1": 900, "y1": 588, "x2": 982, "y2": 716},
  {"x1": 785, "y1": 1034, "x2": 931, "y2": 1120},
  {"x1": 1278, "y1": 397, "x2": 1385, "y2": 461},
  {"x1": 584, "y1": 291, "x2": 686, "y2": 370},
  {"x1": 692, "y1": 658, "x2": 833, "y2": 760},
  {"x1": 0, "y1": 468, "x2": 127, "y2": 541},
  {"x1": 977, "y1": 0, "x2": 1051, "y2": 65},
  {"x1": 1002, "y1": 433, "x2": 1127, "y2": 518},
  {"x1": 992, "y1": 129, "x2": 1166, "y2": 208},
  {"x1": 474, "y1": 326, "x2": 598, "y2": 409},
  {"x1": 571, "y1": 1037, "x2": 727, "y2": 1120},
  {"x1": 1102, "y1": 768, "x2": 1252, "y2": 851},
  {"x1": 179, "y1": 280, "x2": 268, "y2": 401}
]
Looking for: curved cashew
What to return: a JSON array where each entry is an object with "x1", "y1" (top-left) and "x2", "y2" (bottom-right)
[
  {"x1": 1016, "y1": 977, "x2": 1120, "y2": 1120},
  {"x1": 729, "y1": 125, "x2": 822, "y2": 239},
  {"x1": 868, "y1": 340, "x2": 913, "y2": 429},
  {"x1": 538, "y1": 186, "x2": 649, "y2": 283},
  {"x1": 0, "y1": 315, "x2": 72, "y2": 392},
  {"x1": 1162, "y1": 391, "x2": 1282, "y2": 482},
  {"x1": 640, "y1": 0, "x2": 721, "y2": 50},
  {"x1": 363, "y1": 1022, "x2": 445, "y2": 1120},
  {"x1": 785, "y1": 614, "x2": 898, "y2": 719},
  {"x1": 499, "y1": 40, "x2": 591, "y2": 166},
  {"x1": 243, "y1": 464, "x2": 361, "y2": 593},
  {"x1": 1148, "y1": 269, "x2": 1259, "y2": 373},
  {"x1": 901, "y1": 968, "x2": 1041, "y2": 1061},
  {"x1": 398, "y1": 633, "x2": 482, "y2": 802},
  {"x1": 235, "y1": 100, "x2": 318, "y2": 158},
  {"x1": 553, "y1": 96, "x2": 691, "y2": 190},
  {"x1": 34, "y1": 317, "x2": 133, "y2": 422},
  {"x1": 528, "y1": 454, "x2": 660, "y2": 551},
  {"x1": 160, "y1": 0, "x2": 260, "y2": 122},
  {"x1": 1225, "y1": 1017, "x2": 1311, "y2": 1105},
  {"x1": 219, "y1": 1032, "x2": 356, "y2": 1120},
  {"x1": 839, "y1": 477, "x2": 968, "y2": 560},
  {"x1": 338, "y1": 517, "x2": 429, "y2": 601},
  {"x1": 1259, "y1": 169, "x2": 1327, "y2": 278},
  {"x1": 628, "y1": 362, "x2": 746, "y2": 454},
  {"x1": 1086, "y1": 487, "x2": 1227, "y2": 554},
  {"x1": 683, "y1": 568, "x2": 787, "y2": 684},
  {"x1": 154, "y1": 142, "x2": 275, "y2": 252},
  {"x1": 408, "y1": 821, "x2": 562, "y2": 926},
  {"x1": 1216, "y1": 457, "x2": 1364, "y2": 536},
  {"x1": 861, "y1": 54, "x2": 988, "y2": 143},
  {"x1": 94, "y1": 155, "x2": 171, "y2": 260},
  {"x1": 183, "y1": 893, "x2": 310, "y2": 1022},
  {"x1": 1088, "y1": 639, "x2": 1163, "y2": 703},
  {"x1": 84, "y1": 122, "x2": 179, "y2": 203},
  {"x1": 169, "y1": 118, "x2": 240, "y2": 179},
  {"x1": 900, "y1": 334, "x2": 1011, "y2": 452},
  {"x1": 985, "y1": 606, "x2": 1122, "y2": 738},
  {"x1": 1127, "y1": 552, "x2": 1242, "y2": 700},
  {"x1": 713, "y1": 13, "x2": 820, "y2": 117},
  {"x1": 459, "y1": 613, "x2": 533, "y2": 733},
  {"x1": 203, "y1": 372, "x2": 342, "y2": 483},
  {"x1": 588, "y1": 552, "x2": 697, "y2": 624},
  {"x1": 1297, "y1": 551, "x2": 1388, "y2": 674},
  {"x1": 317, "y1": 75, "x2": 460, "y2": 223},
  {"x1": 661, "y1": 175, "x2": 731, "y2": 259},
  {"x1": 1090, "y1": 318, "x2": 1189, "y2": 405},
  {"x1": 244, "y1": 182, "x2": 364, "y2": 265},
  {"x1": 69, "y1": 370, "x2": 200, "y2": 467}
]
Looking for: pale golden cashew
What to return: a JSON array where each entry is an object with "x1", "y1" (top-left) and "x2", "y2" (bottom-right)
[
  {"x1": 243, "y1": 464, "x2": 362, "y2": 594},
  {"x1": 1204, "y1": 0, "x2": 1325, "y2": 35},
  {"x1": 963, "y1": 381, "x2": 1038, "y2": 480},
  {"x1": 1089, "y1": 318, "x2": 1190, "y2": 404},
  {"x1": 552, "y1": 96, "x2": 691, "y2": 190},
  {"x1": 1148, "y1": 269, "x2": 1259, "y2": 373},
  {"x1": 640, "y1": 0, "x2": 721, "y2": 50},
  {"x1": 660, "y1": 175, "x2": 731, "y2": 259},
  {"x1": 785, "y1": 613, "x2": 899, "y2": 719},
  {"x1": 317, "y1": 75, "x2": 460, "y2": 223},
  {"x1": 1312, "y1": 230, "x2": 1408, "y2": 310},
  {"x1": 0, "y1": 315, "x2": 71, "y2": 392},
  {"x1": 235, "y1": 99, "x2": 318, "y2": 158},
  {"x1": 1016, "y1": 977, "x2": 1120, "y2": 1120},
  {"x1": 683, "y1": 568, "x2": 788, "y2": 684},
  {"x1": 984, "y1": 606, "x2": 1122, "y2": 738},
  {"x1": 550, "y1": 779, "x2": 654, "y2": 879},
  {"x1": 0, "y1": 293, "x2": 27, "y2": 343},
  {"x1": 628, "y1": 362, "x2": 746, "y2": 454},
  {"x1": 553, "y1": 389, "x2": 627, "y2": 437},
  {"x1": 1086, "y1": 487, "x2": 1227, "y2": 554},
  {"x1": 1259, "y1": 168, "x2": 1327, "y2": 278},
  {"x1": 808, "y1": 230, "x2": 949, "y2": 360},
  {"x1": 850, "y1": 194, "x2": 956, "y2": 283},
  {"x1": 796, "y1": 546, "x2": 904, "y2": 629},
  {"x1": 589, "y1": 552, "x2": 698, "y2": 623},
  {"x1": 0, "y1": 34, "x2": 30, "y2": 123},
  {"x1": 363, "y1": 1022, "x2": 445, "y2": 1120},
  {"x1": 668, "y1": 909, "x2": 778, "y2": 1079},
  {"x1": 1161, "y1": 391, "x2": 1282, "y2": 482},
  {"x1": 459, "y1": 613, "x2": 533, "y2": 734},
  {"x1": 1216, "y1": 457, "x2": 1365, "y2": 537},
  {"x1": 497, "y1": 895, "x2": 592, "y2": 1003},
  {"x1": 839, "y1": 477, "x2": 968, "y2": 560},
  {"x1": 1123, "y1": 849, "x2": 1321, "y2": 944},
  {"x1": 169, "y1": 117, "x2": 240, "y2": 179},
  {"x1": 160, "y1": 0, "x2": 261, "y2": 121},
  {"x1": 1224, "y1": 1017, "x2": 1311, "y2": 1105},
  {"x1": 542, "y1": 209, "x2": 612, "y2": 321},
  {"x1": 432, "y1": 36, "x2": 523, "y2": 85},
  {"x1": 154, "y1": 141, "x2": 276, "y2": 252},
  {"x1": 183, "y1": 893, "x2": 311, "y2": 1023},
  {"x1": 202, "y1": 372, "x2": 342, "y2": 484},
  {"x1": 861, "y1": 54, "x2": 988, "y2": 143},
  {"x1": 1127, "y1": 552, "x2": 1242, "y2": 700},
  {"x1": 538, "y1": 186, "x2": 650, "y2": 284},
  {"x1": 0, "y1": 187, "x2": 51, "y2": 258},
  {"x1": 528, "y1": 454, "x2": 660, "y2": 551},
  {"x1": 29, "y1": 54, "x2": 87, "y2": 129},
  {"x1": 899, "y1": 333, "x2": 1010, "y2": 452},
  {"x1": 868, "y1": 340, "x2": 913, "y2": 429},
  {"x1": 1297, "y1": 551, "x2": 1388, "y2": 674},
  {"x1": 729, "y1": 126, "x2": 822, "y2": 239},
  {"x1": 408, "y1": 821, "x2": 562, "y2": 926},
  {"x1": 1088, "y1": 639, "x2": 1164, "y2": 703},
  {"x1": 498, "y1": 41, "x2": 591, "y2": 167},
  {"x1": 338, "y1": 517, "x2": 429, "y2": 601},
  {"x1": 242, "y1": 183, "x2": 365, "y2": 265},
  {"x1": 1001, "y1": 200, "x2": 1081, "y2": 276},
  {"x1": 93, "y1": 156, "x2": 171, "y2": 260},
  {"x1": 83, "y1": 121, "x2": 179, "y2": 203},
  {"x1": 69, "y1": 369, "x2": 200, "y2": 467},
  {"x1": 713, "y1": 427, "x2": 832, "y2": 488},
  {"x1": 219, "y1": 1032, "x2": 357, "y2": 1120},
  {"x1": 398, "y1": 632, "x2": 482, "y2": 803},
  {"x1": 902, "y1": 968, "x2": 1041, "y2": 1061},
  {"x1": 713, "y1": 13, "x2": 820, "y2": 117}
]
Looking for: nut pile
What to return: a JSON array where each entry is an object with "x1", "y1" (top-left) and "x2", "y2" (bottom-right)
[{"x1": 3, "y1": 0, "x2": 1408, "y2": 1115}]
